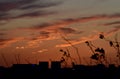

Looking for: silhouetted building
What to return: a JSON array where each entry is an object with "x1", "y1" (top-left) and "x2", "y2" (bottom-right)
[
  {"x1": 73, "y1": 65, "x2": 86, "y2": 70},
  {"x1": 12, "y1": 64, "x2": 36, "y2": 71},
  {"x1": 1, "y1": 63, "x2": 120, "y2": 79},
  {"x1": 51, "y1": 61, "x2": 61, "y2": 70},
  {"x1": 39, "y1": 61, "x2": 49, "y2": 70}
]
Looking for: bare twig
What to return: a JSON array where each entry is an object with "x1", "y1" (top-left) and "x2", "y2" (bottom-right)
[{"x1": 60, "y1": 34, "x2": 81, "y2": 65}]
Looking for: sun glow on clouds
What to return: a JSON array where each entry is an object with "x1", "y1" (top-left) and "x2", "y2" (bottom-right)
[
  {"x1": 0, "y1": 13, "x2": 120, "y2": 49},
  {"x1": 16, "y1": 46, "x2": 25, "y2": 49},
  {"x1": 0, "y1": 37, "x2": 24, "y2": 48},
  {"x1": 38, "y1": 49, "x2": 48, "y2": 53},
  {"x1": 56, "y1": 28, "x2": 120, "y2": 48},
  {"x1": 0, "y1": 0, "x2": 120, "y2": 67}
]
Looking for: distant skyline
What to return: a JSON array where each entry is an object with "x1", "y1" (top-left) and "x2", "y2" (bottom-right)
[{"x1": 0, "y1": 0, "x2": 120, "y2": 67}]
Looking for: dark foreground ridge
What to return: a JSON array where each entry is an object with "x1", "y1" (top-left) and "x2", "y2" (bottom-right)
[{"x1": 0, "y1": 61, "x2": 120, "y2": 79}]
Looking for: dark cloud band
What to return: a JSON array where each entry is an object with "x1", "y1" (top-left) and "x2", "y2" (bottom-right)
[{"x1": 0, "y1": 0, "x2": 62, "y2": 21}]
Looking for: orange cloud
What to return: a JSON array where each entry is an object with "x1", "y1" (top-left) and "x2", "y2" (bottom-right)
[
  {"x1": 56, "y1": 34, "x2": 99, "y2": 47},
  {"x1": 103, "y1": 21, "x2": 120, "y2": 26},
  {"x1": 56, "y1": 28, "x2": 120, "y2": 48},
  {"x1": 1, "y1": 13, "x2": 120, "y2": 48},
  {"x1": 0, "y1": 37, "x2": 24, "y2": 48},
  {"x1": 15, "y1": 14, "x2": 120, "y2": 45},
  {"x1": 19, "y1": 13, "x2": 120, "y2": 32},
  {"x1": 38, "y1": 49, "x2": 48, "y2": 53}
]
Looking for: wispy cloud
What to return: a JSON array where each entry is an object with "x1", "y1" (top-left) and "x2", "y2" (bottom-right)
[
  {"x1": 0, "y1": 27, "x2": 82, "y2": 48},
  {"x1": 106, "y1": 26, "x2": 120, "y2": 36},
  {"x1": 32, "y1": 28, "x2": 81, "y2": 40},
  {"x1": 115, "y1": 25, "x2": 120, "y2": 29},
  {"x1": 1, "y1": 13, "x2": 120, "y2": 48},
  {"x1": 19, "y1": 0, "x2": 62, "y2": 10},
  {"x1": 56, "y1": 27, "x2": 120, "y2": 48},
  {"x1": 103, "y1": 21, "x2": 120, "y2": 26},
  {"x1": 0, "y1": 32, "x2": 7, "y2": 36},
  {"x1": 0, "y1": 0, "x2": 61, "y2": 11},
  {"x1": 14, "y1": 11, "x2": 57, "y2": 19},
  {"x1": 0, "y1": 37, "x2": 24, "y2": 48},
  {"x1": 21, "y1": 13, "x2": 120, "y2": 31},
  {"x1": 0, "y1": 0, "x2": 62, "y2": 21},
  {"x1": 22, "y1": 27, "x2": 83, "y2": 48},
  {"x1": 56, "y1": 34, "x2": 99, "y2": 47},
  {"x1": 37, "y1": 49, "x2": 48, "y2": 53}
]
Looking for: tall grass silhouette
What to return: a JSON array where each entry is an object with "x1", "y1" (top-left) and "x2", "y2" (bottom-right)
[
  {"x1": 59, "y1": 48, "x2": 76, "y2": 68},
  {"x1": 99, "y1": 33, "x2": 120, "y2": 65},
  {"x1": 85, "y1": 33, "x2": 120, "y2": 66},
  {"x1": 60, "y1": 34, "x2": 81, "y2": 65},
  {"x1": 85, "y1": 41, "x2": 108, "y2": 65}
]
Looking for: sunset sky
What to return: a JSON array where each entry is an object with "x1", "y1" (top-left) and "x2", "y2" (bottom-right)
[{"x1": 0, "y1": 0, "x2": 120, "y2": 67}]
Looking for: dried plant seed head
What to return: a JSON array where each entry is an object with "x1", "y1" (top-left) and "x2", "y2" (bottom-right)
[
  {"x1": 95, "y1": 48, "x2": 101, "y2": 52},
  {"x1": 85, "y1": 41, "x2": 89, "y2": 46},
  {"x1": 99, "y1": 34, "x2": 104, "y2": 39},
  {"x1": 109, "y1": 41, "x2": 113, "y2": 47},
  {"x1": 90, "y1": 54, "x2": 99, "y2": 60},
  {"x1": 60, "y1": 49, "x2": 64, "y2": 52},
  {"x1": 100, "y1": 48, "x2": 105, "y2": 54},
  {"x1": 63, "y1": 51, "x2": 67, "y2": 56},
  {"x1": 116, "y1": 44, "x2": 119, "y2": 47}
]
